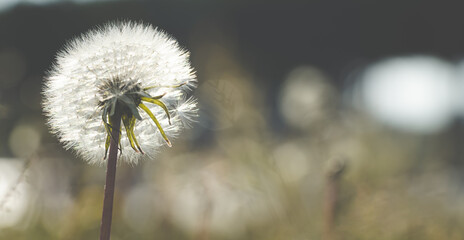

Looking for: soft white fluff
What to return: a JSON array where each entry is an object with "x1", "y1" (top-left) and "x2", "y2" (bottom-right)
[{"x1": 43, "y1": 21, "x2": 197, "y2": 165}]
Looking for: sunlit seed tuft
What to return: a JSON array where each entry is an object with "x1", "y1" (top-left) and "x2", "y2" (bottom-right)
[{"x1": 43, "y1": 21, "x2": 198, "y2": 165}]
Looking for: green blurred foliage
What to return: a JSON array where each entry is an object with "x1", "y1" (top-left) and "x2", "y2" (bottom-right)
[{"x1": 1, "y1": 1, "x2": 464, "y2": 240}]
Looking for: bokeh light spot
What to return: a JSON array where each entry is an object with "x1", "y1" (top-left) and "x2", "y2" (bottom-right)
[
  {"x1": 359, "y1": 56, "x2": 456, "y2": 134},
  {"x1": 0, "y1": 159, "x2": 32, "y2": 228},
  {"x1": 279, "y1": 66, "x2": 335, "y2": 130},
  {"x1": 9, "y1": 124, "x2": 41, "y2": 158}
]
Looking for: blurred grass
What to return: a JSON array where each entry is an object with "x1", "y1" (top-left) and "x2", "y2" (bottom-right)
[{"x1": 1, "y1": 1, "x2": 464, "y2": 239}]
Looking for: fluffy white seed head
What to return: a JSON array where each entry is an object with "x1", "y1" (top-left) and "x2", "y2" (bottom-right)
[{"x1": 43, "y1": 21, "x2": 198, "y2": 165}]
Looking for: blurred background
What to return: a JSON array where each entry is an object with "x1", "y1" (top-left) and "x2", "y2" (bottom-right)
[{"x1": 1, "y1": 0, "x2": 464, "y2": 239}]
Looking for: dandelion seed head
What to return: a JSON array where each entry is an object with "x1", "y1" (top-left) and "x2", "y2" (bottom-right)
[{"x1": 43, "y1": 21, "x2": 198, "y2": 165}]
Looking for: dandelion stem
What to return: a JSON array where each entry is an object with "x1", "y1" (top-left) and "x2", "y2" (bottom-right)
[{"x1": 100, "y1": 109, "x2": 122, "y2": 240}]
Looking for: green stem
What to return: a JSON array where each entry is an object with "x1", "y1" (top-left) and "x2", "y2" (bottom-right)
[{"x1": 100, "y1": 110, "x2": 122, "y2": 240}]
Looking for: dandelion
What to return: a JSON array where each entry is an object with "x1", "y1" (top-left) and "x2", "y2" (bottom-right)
[
  {"x1": 42, "y1": 21, "x2": 198, "y2": 240},
  {"x1": 43, "y1": 21, "x2": 197, "y2": 165}
]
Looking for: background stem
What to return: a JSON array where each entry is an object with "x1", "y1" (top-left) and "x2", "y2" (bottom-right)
[
  {"x1": 323, "y1": 159, "x2": 346, "y2": 240},
  {"x1": 100, "y1": 111, "x2": 122, "y2": 240}
]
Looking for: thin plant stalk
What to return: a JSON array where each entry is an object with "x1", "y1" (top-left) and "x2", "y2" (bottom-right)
[
  {"x1": 323, "y1": 159, "x2": 346, "y2": 240},
  {"x1": 100, "y1": 110, "x2": 122, "y2": 240}
]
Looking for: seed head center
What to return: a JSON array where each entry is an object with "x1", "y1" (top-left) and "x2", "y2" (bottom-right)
[{"x1": 98, "y1": 78, "x2": 143, "y2": 117}]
